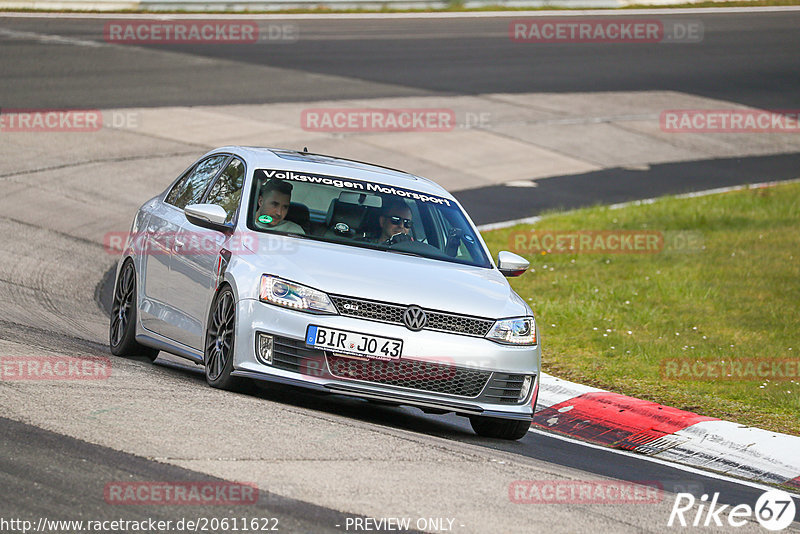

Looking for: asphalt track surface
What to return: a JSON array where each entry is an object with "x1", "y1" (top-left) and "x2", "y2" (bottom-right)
[
  {"x1": 0, "y1": 416, "x2": 375, "y2": 533},
  {"x1": 458, "y1": 152, "x2": 800, "y2": 224},
  {"x1": 2, "y1": 309, "x2": 795, "y2": 529},
  {"x1": 0, "y1": 11, "x2": 799, "y2": 109},
  {"x1": 1, "y1": 10, "x2": 800, "y2": 533}
]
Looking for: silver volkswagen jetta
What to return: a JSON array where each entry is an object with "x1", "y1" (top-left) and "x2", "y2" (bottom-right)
[{"x1": 110, "y1": 147, "x2": 540, "y2": 440}]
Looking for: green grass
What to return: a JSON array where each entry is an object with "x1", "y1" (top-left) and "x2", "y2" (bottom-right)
[{"x1": 481, "y1": 183, "x2": 800, "y2": 435}]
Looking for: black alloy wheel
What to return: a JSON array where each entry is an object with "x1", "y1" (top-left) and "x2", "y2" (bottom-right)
[
  {"x1": 204, "y1": 286, "x2": 241, "y2": 390},
  {"x1": 109, "y1": 260, "x2": 159, "y2": 361}
]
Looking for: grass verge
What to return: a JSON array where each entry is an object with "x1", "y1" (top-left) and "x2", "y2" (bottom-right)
[{"x1": 481, "y1": 182, "x2": 800, "y2": 435}]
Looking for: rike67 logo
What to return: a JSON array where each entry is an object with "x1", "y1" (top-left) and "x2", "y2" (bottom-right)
[{"x1": 668, "y1": 490, "x2": 797, "y2": 531}]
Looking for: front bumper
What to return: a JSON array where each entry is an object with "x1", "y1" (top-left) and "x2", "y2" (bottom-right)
[{"x1": 232, "y1": 298, "x2": 541, "y2": 420}]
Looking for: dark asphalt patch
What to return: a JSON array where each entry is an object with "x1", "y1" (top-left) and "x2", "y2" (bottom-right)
[
  {"x1": 0, "y1": 416, "x2": 420, "y2": 534},
  {"x1": 2, "y1": 14, "x2": 799, "y2": 110},
  {"x1": 0, "y1": 318, "x2": 108, "y2": 357},
  {"x1": 96, "y1": 262, "x2": 116, "y2": 316},
  {"x1": 454, "y1": 152, "x2": 800, "y2": 225}
]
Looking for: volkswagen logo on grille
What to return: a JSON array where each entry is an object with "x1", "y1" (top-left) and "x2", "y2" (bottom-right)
[{"x1": 403, "y1": 306, "x2": 427, "y2": 331}]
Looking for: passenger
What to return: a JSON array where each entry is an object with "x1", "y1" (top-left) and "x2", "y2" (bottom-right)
[
  {"x1": 375, "y1": 199, "x2": 413, "y2": 244},
  {"x1": 254, "y1": 179, "x2": 305, "y2": 234}
]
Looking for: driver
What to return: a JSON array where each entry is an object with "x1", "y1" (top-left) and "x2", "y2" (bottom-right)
[
  {"x1": 376, "y1": 199, "x2": 413, "y2": 244},
  {"x1": 254, "y1": 178, "x2": 305, "y2": 234}
]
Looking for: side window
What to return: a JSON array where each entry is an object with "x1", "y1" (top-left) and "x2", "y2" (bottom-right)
[
  {"x1": 165, "y1": 154, "x2": 228, "y2": 209},
  {"x1": 205, "y1": 158, "x2": 245, "y2": 224}
]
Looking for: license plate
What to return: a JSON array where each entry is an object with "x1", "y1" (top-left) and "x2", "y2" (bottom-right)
[{"x1": 306, "y1": 326, "x2": 402, "y2": 360}]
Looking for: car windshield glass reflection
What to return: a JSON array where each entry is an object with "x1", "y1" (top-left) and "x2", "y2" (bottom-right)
[{"x1": 247, "y1": 169, "x2": 491, "y2": 269}]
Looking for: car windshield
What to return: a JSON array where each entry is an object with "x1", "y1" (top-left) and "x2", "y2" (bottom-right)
[{"x1": 246, "y1": 169, "x2": 492, "y2": 268}]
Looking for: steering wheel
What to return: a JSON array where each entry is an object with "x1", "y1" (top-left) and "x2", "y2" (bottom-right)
[{"x1": 382, "y1": 232, "x2": 413, "y2": 246}]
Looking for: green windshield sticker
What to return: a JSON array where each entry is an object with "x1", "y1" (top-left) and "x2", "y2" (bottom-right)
[{"x1": 258, "y1": 215, "x2": 273, "y2": 225}]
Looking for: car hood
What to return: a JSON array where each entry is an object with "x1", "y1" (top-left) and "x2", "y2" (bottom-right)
[{"x1": 241, "y1": 235, "x2": 529, "y2": 319}]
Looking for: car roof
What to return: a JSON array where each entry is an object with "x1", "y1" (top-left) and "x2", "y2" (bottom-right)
[{"x1": 209, "y1": 146, "x2": 455, "y2": 200}]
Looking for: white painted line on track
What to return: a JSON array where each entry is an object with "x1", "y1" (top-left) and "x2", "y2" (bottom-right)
[
  {"x1": 505, "y1": 180, "x2": 539, "y2": 188},
  {"x1": 527, "y1": 427, "x2": 800, "y2": 497},
  {"x1": 477, "y1": 177, "x2": 800, "y2": 231},
  {"x1": 609, "y1": 177, "x2": 800, "y2": 207},
  {"x1": 3, "y1": 6, "x2": 800, "y2": 18},
  {"x1": 478, "y1": 215, "x2": 541, "y2": 231},
  {"x1": 0, "y1": 26, "x2": 104, "y2": 46}
]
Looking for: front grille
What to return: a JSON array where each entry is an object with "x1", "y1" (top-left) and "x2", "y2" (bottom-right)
[
  {"x1": 332, "y1": 296, "x2": 405, "y2": 323},
  {"x1": 480, "y1": 373, "x2": 531, "y2": 404},
  {"x1": 329, "y1": 295, "x2": 495, "y2": 337},
  {"x1": 263, "y1": 335, "x2": 520, "y2": 403},
  {"x1": 326, "y1": 354, "x2": 491, "y2": 397}
]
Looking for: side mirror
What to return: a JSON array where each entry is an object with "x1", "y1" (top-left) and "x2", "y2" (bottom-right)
[
  {"x1": 184, "y1": 204, "x2": 230, "y2": 232},
  {"x1": 497, "y1": 251, "x2": 529, "y2": 277}
]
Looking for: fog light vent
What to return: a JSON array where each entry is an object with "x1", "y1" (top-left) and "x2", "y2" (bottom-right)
[
  {"x1": 518, "y1": 375, "x2": 533, "y2": 402},
  {"x1": 256, "y1": 333, "x2": 274, "y2": 365}
]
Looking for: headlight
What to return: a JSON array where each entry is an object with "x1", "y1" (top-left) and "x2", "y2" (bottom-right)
[
  {"x1": 486, "y1": 317, "x2": 537, "y2": 345},
  {"x1": 259, "y1": 275, "x2": 337, "y2": 314}
]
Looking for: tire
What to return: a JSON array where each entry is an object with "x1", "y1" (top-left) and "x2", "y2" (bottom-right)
[
  {"x1": 469, "y1": 415, "x2": 531, "y2": 440},
  {"x1": 204, "y1": 286, "x2": 242, "y2": 390},
  {"x1": 109, "y1": 260, "x2": 160, "y2": 361}
]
